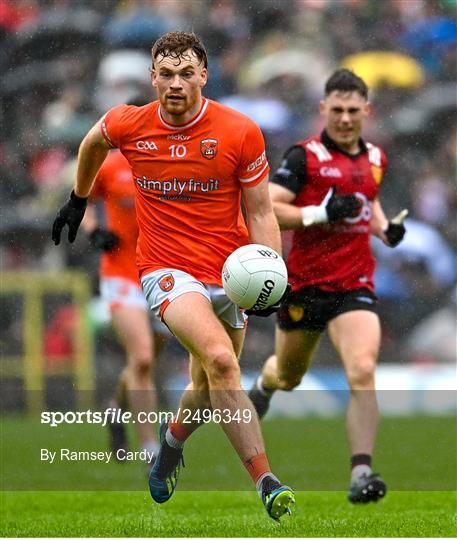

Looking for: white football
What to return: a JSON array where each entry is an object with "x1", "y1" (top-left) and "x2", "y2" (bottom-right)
[{"x1": 222, "y1": 244, "x2": 288, "y2": 310}]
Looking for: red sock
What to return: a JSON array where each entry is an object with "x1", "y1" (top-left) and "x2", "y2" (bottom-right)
[
  {"x1": 244, "y1": 453, "x2": 271, "y2": 484},
  {"x1": 169, "y1": 420, "x2": 192, "y2": 442}
]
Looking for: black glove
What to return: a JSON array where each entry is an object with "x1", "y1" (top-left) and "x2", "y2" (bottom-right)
[
  {"x1": 52, "y1": 190, "x2": 88, "y2": 245},
  {"x1": 384, "y1": 223, "x2": 405, "y2": 247},
  {"x1": 383, "y1": 209, "x2": 408, "y2": 247},
  {"x1": 326, "y1": 186, "x2": 362, "y2": 222},
  {"x1": 89, "y1": 227, "x2": 120, "y2": 252},
  {"x1": 245, "y1": 284, "x2": 291, "y2": 318}
]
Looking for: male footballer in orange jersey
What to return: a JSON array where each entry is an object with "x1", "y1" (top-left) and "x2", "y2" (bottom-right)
[
  {"x1": 82, "y1": 147, "x2": 169, "y2": 468},
  {"x1": 52, "y1": 31, "x2": 294, "y2": 521}
]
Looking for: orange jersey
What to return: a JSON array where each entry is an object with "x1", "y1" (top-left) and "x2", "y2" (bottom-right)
[
  {"x1": 101, "y1": 98, "x2": 270, "y2": 285},
  {"x1": 92, "y1": 150, "x2": 139, "y2": 283}
]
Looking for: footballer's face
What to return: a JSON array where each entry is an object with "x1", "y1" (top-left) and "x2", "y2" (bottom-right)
[
  {"x1": 320, "y1": 91, "x2": 371, "y2": 153},
  {"x1": 152, "y1": 49, "x2": 207, "y2": 125}
]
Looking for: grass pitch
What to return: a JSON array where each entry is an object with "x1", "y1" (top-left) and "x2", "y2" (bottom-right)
[
  {"x1": 1, "y1": 415, "x2": 456, "y2": 536},
  {"x1": 2, "y1": 490, "x2": 456, "y2": 537}
]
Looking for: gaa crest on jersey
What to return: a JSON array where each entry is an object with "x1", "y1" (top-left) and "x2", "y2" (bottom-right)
[
  {"x1": 288, "y1": 305, "x2": 304, "y2": 322},
  {"x1": 159, "y1": 274, "x2": 175, "y2": 292},
  {"x1": 200, "y1": 138, "x2": 218, "y2": 159}
]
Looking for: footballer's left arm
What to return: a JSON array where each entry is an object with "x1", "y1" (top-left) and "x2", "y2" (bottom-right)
[
  {"x1": 242, "y1": 175, "x2": 282, "y2": 255},
  {"x1": 371, "y1": 197, "x2": 408, "y2": 247},
  {"x1": 370, "y1": 197, "x2": 389, "y2": 242}
]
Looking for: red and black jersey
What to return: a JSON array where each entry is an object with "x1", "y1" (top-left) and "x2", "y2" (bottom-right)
[{"x1": 271, "y1": 131, "x2": 387, "y2": 293}]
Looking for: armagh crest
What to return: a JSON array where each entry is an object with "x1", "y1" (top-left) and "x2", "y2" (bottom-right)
[
  {"x1": 200, "y1": 138, "x2": 218, "y2": 159},
  {"x1": 159, "y1": 274, "x2": 175, "y2": 292}
]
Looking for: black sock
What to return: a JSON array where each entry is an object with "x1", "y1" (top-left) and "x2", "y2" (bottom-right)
[{"x1": 351, "y1": 454, "x2": 372, "y2": 468}]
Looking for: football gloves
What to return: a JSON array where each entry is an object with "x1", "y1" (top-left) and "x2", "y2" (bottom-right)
[
  {"x1": 89, "y1": 228, "x2": 120, "y2": 252},
  {"x1": 52, "y1": 190, "x2": 87, "y2": 245},
  {"x1": 384, "y1": 209, "x2": 408, "y2": 247},
  {"x1": 301, "y1": 186, "x2": 362, "y2": 226},
  {"x1": 325, "y1": 186, "x2": 363, "y2": 222},
  {"x1": 245, "y1": 284, "x2": 291, "y2": 318}
]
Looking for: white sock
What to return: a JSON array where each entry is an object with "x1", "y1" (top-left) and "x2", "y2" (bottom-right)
[
  {"x1": 165, "y1": 427, "x2": 184, "y2": 449},
  {"x1": 256, "y1": 376, "x2": 275, "y2": 397},
  {"x1": 351, "y1": 464, "x2": 372, "y2": 481},
  {"x1": 141, "y1": 439, "x2": 160, "y2": 455},
  {"x1": 142, "y1": 440, "x2": 159, "y2": 461}
]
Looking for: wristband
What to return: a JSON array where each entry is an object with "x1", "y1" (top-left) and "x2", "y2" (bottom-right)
[{"x1": 300, "y1": 205, "x2": 328, "y2": 227}]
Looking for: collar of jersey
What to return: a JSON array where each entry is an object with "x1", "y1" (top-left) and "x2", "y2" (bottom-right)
[
  {"x1": 321, "y1": 129, "x2": 367, "y2": 159},
  {"x1": 158, "y1": 98, "x2": 208, "y2": 131}
]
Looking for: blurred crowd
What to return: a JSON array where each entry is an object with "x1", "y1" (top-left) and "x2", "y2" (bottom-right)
[{"x1": 1, "y1": 0, "x2": 456, "y2": 375}]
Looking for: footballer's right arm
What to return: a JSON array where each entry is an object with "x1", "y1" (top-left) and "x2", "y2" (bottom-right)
[
  {"x1": 74, "y1": 119, "x2": 111, "y2": 198},
  {"x1": 52, "y1": 119, "x2": 112, "y2": 245},
  {"x1": 271, "y1": 182, "x2": 362, "y2": 230},
  {"x1": 269, "y1": 183, "x2": 302, "y2": 230},
  {"x1": 271, "y1": 145, "x2": 361, "y2": 229}
]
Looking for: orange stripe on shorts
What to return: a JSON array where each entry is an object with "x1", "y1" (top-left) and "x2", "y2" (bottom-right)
[{"x1": 159, "y1": 298, "x2": 170, "y2": 320}]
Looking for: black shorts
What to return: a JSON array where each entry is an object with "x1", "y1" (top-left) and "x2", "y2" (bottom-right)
[{"x1": 277, "y1": 287, "x2": 378, "y2": 332}]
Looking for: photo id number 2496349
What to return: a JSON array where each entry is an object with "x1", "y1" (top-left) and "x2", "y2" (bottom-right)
[{"x1": 181, "y1": 408, "x2": 252, "y2": 424}]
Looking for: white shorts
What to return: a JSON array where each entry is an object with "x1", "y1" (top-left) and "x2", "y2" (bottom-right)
[
  {"x1": 141, "y1": 268, "x2": 247, "y2": 330},
  {"x1": 100, "y1": 277, "x2": 169, "y2": 334},
  {"x1": 100, "y1": 277, "x2": 148, "y2": 310}
]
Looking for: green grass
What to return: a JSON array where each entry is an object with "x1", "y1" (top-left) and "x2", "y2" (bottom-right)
[
  {"x1": 1, "y1": 415, "x2": 456, "y2": 536},
  {"x1": 1, "y1": 490, "x2": 456, "y2": 537}
]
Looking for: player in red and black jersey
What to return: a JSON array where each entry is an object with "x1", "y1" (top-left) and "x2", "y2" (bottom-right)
[{"x1": 249, "y1": 69, "x2": 407, "y2": 504}]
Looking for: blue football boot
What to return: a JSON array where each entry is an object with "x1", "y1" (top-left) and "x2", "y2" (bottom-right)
[
  {"x1": 148, "y1": 421, "x2": 184, "y2": 503},
  {"x1": 260, "y1": 475, "x2": 295, "y2": 521}
]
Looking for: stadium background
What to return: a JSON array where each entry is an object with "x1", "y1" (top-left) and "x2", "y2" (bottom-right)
[
  {"x1": 1, "y1": 0, "x2": 455, "y2": 406},
  {"x1": 1, "y1": 0, "x2": 456, "y2": 537}
]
